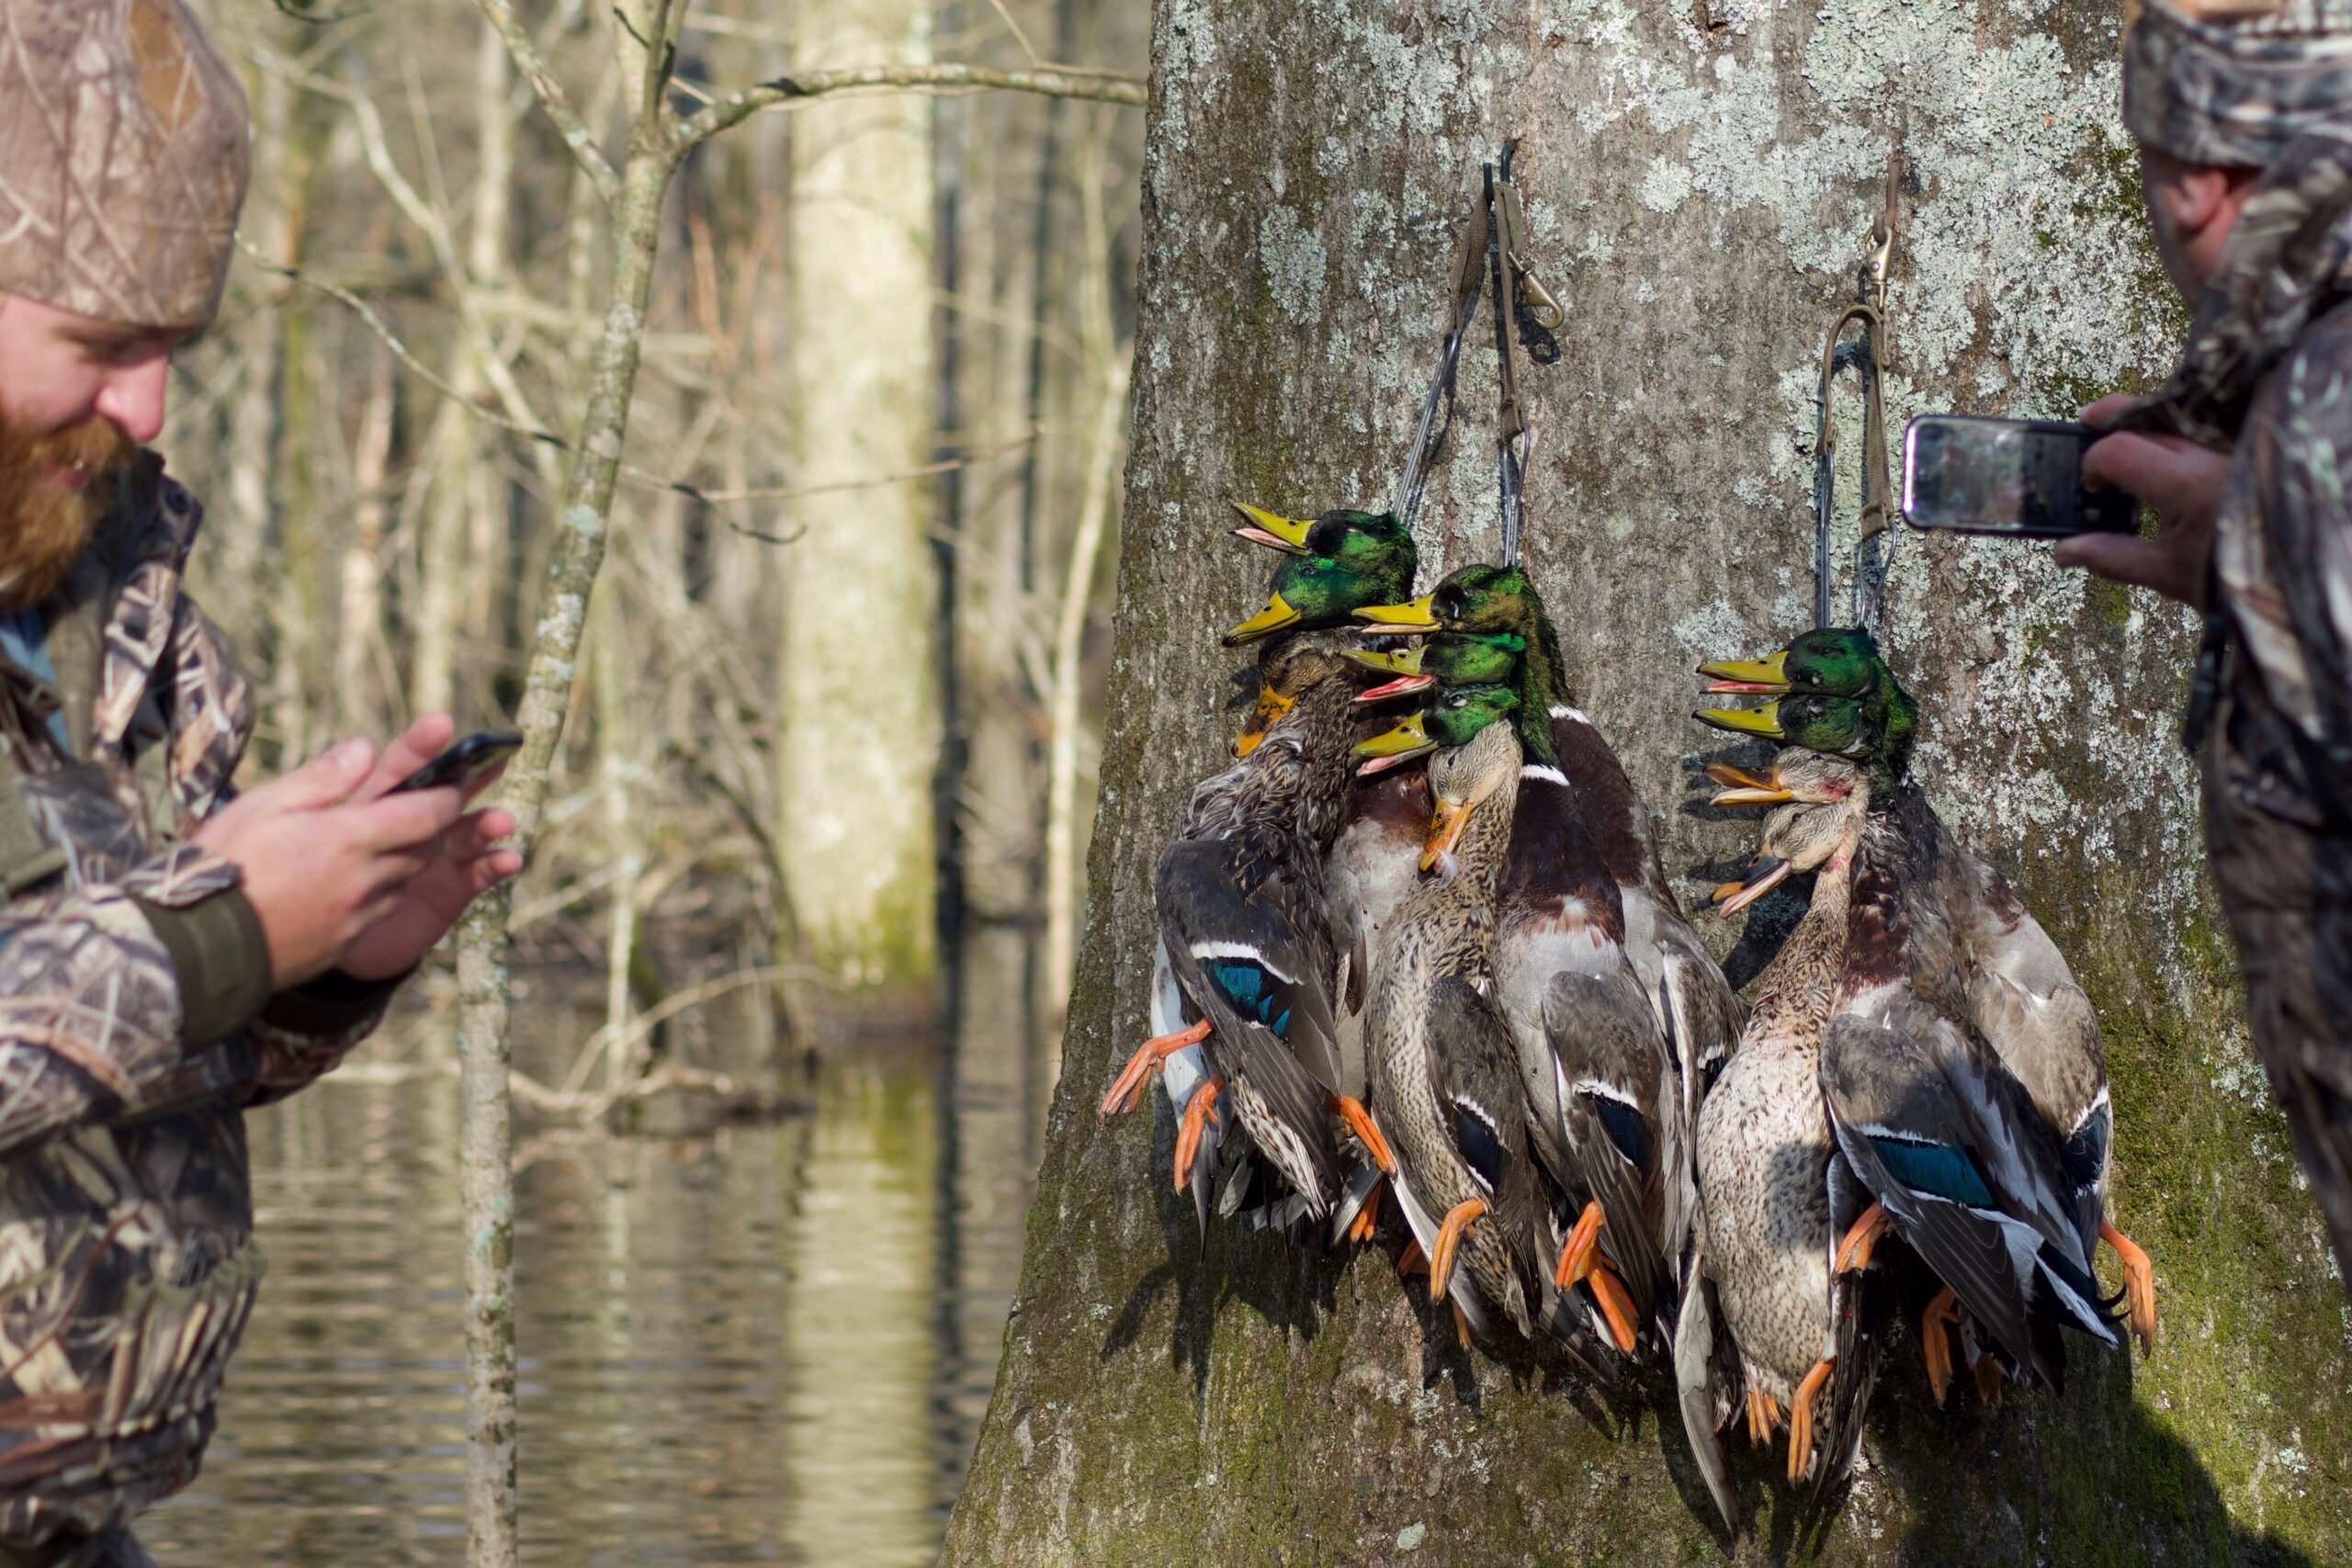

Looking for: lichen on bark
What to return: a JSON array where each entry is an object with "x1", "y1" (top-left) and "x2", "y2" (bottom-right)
[{"x1": 944, "y1": 3, "x2": 2349, "y2": 1561}]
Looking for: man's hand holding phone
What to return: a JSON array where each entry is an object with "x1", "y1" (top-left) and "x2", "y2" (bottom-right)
[
  {"x1": 191, "y1": 714, "x2": 524, "y2": 988},
  {"x1": 2052, "y1": 393, "x2": 2234, "y2": 608}
]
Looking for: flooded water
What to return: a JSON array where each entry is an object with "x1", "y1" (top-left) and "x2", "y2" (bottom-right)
[{"x1": 137, "y1": 929, "x2": 1054, "y2": 1567}]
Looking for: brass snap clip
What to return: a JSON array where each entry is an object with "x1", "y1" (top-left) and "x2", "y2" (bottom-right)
[{"x1": 1494, "y1": 169, "x2": 1565, "y2": 333}]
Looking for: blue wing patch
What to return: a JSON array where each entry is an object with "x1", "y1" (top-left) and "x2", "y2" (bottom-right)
[
  {"x1": 1586, "y1": 1093, "x2": 1650, "y2": 1170},
  {"x1": 1208, "y1": 961, "x2": 1294, "y2": 1039},
  {"x1": 1871, "y1": 1134, "x2": 1996, "y2": 1210},
  {"x1": 1452, "y1": 1100, "x2": 1507, "y2": 1191}
]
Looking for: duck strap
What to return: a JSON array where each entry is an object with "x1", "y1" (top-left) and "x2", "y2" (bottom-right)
[
  {"x1": 1487, "y1": 158, "x2": 1532, "y2": 569},
  {"x1": 1812, "y1": 220, "x2": 1897, "y2": 632},
  {"x1": 1390, "y1": 186, "x2": 1493, "y2": 533}
]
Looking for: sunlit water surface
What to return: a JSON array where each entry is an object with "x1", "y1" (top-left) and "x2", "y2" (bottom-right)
[{"x1": 139, "y1": 931, "x2": 1051, "y2": 1566}]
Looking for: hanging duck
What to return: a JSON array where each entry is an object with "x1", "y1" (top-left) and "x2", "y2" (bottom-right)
[
  {"x1": 1355, "y1": 565, "x2": 1744, "y2": 1351},
  {"x1": 1696, "y1": 629, "x2": 2154, "y2": 1392},
  {"x1": 1100, "y1": 507, "x2": 1411, "y2": 1233},
  {"x1": 1679, "y1": 750, "x2": 1884, "y2": 1526}
]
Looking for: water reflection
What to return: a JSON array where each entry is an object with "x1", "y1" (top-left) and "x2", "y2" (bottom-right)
[{"x1": 139, "y1": 931, "x2": 1050, "y2": 1565}]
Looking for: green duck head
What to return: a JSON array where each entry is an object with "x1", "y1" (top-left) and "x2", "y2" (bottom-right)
[
  {"x1": 1224, "y1": 506, "x2": 1418, "y2": 645},
  {"x1": 1693, "y1": 626, "x2": 1917, "y2": 795},
  {"x1": 1347, "y1": 630, "x2": 1526, "y2": 704},
  {"x1": 1350, "y1": 682, "x2": 1519, "y2": 777},
  {"x1": 1353, "y1": 563, "x2": 1568, "y2": 761}
]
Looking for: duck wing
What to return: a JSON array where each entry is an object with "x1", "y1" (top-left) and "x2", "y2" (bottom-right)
[
  {"x1": 1818, "y1": 1009, "x2": 2118, "y2": 1388},
  {"x1": 1673, "y1": 1247, "x2": 1740, "y2": 1533},
  {"x1": 1157, "y1": 837, "x2": 1342, "y2": 1212},
  {"x1": 1541, "y1": 968, "x2": 1678, "y2": 1332}
]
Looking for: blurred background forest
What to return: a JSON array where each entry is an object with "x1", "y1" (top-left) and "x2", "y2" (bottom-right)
[{"x1": 142, "y1": 1, "x2": 1149, "y2": 1561}]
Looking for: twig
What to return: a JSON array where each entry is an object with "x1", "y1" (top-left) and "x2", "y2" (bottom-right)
[
  {"x1": 475, "y1": 0, "x2": 620, "y2": 203},
  {"x1": 675, "y1": 62, "x2": 1146, "y2": 153},
  {"x1": 711, "y1": 426, "x2": 1037, "y2": 504}
]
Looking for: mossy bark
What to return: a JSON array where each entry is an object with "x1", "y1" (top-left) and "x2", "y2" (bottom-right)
[{"x1": 945, "y1": 1, "x2": 2349, "y2": 1562}]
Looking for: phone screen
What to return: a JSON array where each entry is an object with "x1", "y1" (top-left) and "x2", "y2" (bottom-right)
[
  {"x1": 391, "y1": 730, "x2": 522, "y2": 795},
  {"x1": 1900, "y1": 415, "x2": 2137, "y2": 538}
]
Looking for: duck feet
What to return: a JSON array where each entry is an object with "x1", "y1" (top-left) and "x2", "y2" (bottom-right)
[
  {"x1": 1834, "y1": 1201, "x2": 1891, "y2": 1274},
  {"x1": 1172, "y1": 1076, "x2": 1225, "y2": 1192},
  {"x1": 1553, "y1": 1200, "x2": 1605, "y2": 1289},
  {"x1": 1429, "y1": 1198, "x2": 1489, "y2": 1303},
  {"x1": 1743, "y1": 1386, "x2": 1781, "y2": 1447},
  {"x1": 1329, "y1": 1094, "x2": 1397, "y2": 1177},
  {"x1": 1788, "y1": 1358, "x2": 1834, "y2": 1485},
  {"x1": 2100, "y1": 1218, "x2": 2157, "y2": 1355},
  {"x1": 1920, "y1": 1286, "x2": 1961, "y2": 1404},
  {"x1": 1587, "y1": 1260, "x2": 1640, "y2": 1353},
  {"x1": 1100, "y1": 1018, "x2": 1212, "y2": 1118},
  {"x1": 1346, "y1": 1179, "x2": 1384, "y2": 1244},
  {"x1": 1450, "y1": 1301, "x2": 1473, "y2": 1351}
]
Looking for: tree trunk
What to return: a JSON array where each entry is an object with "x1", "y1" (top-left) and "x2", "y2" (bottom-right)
[
  {"x1": 777, "y1": 0, "x2": 943, "y2": 1001},
  {"x1": 944, "y1": 3, "x2": 2352, "y2": 1562}
]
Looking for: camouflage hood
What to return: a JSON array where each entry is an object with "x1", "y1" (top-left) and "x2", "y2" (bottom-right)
[
  {"x1": 2125, "y1": 1, "x2": 2352, "y2": 170},
  {"x1": 2120, "y1": 109, "x2": 2352, "y2": 446}
]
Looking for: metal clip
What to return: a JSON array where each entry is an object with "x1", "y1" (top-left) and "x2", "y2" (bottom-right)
[
  {"x1": 1495, "y1": 172, "x2": 1566, "y2": 332},
  {"x1": 1859, "y1": 221, "x2": 1893, "y2": 310}
]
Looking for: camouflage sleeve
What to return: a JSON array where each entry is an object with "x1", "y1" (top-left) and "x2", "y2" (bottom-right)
[
  {"x1": 0, "y1": 844, "x2": 266, "y2": 1157},
  {"x1": 164, "y1": 594, "x2": 401, "y2": 1101},
  {"x1": 2218, "y1": 304, "x2": 2352, "y2": 742}
]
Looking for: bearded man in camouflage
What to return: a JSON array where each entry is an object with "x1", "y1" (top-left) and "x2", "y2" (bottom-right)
[
  {"x1": 2057, "y1": 0, "x2": 2352, "y2": 1295},
  {"x1": 0, "y1": 3, "x2": 521, "y2": 1562}
]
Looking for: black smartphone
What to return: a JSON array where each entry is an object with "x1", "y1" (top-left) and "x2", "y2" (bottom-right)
[
  {"x1": 1900, "y1": 414, "x2": 2139, "y2": 539},
  {"x1": 390, "y1": 730, "x2": 521, "y2": 795}
]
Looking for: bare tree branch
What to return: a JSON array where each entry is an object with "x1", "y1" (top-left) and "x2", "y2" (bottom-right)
[
  {"x1": 475, "y1": 0, "x2": 620, "y2": 203},
  {"x1": 673, "y1": 62, "x2": 1146, "y2": 154}
]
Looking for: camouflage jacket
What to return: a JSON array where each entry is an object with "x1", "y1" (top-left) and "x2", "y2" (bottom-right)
[
  {"x1": 0, "y1": 455, "x2": 390, "y2": 1549},
  {"x1": 2123, "y1": 112, "x2": 2352, "y2": 840}
]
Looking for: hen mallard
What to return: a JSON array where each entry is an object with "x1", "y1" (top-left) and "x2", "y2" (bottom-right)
[
  {"x1": 1357, "y1": 566, "x2": 1744, "y2": 1351},
  {"x1": 1697, "y1": 631, "x2": 2154, "y2": 1389},
  {"x1": 1679, "y1": 750, "x2": 1882, "y2": 1527},
  {"x1": 1352, "y1": 688, "x2": 1573, "y2": 1353}
]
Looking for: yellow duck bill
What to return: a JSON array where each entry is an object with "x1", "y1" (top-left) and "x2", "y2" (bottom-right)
[
  {"x1": 1696, "y1": 649, "x2": 1790, "y2": 694},
  {"x1": 1228, "y1": 502, "x2": 1312, "y2": 554},
  {"x1": 1693, "y1": 700, "x2": 1783, "y2": 740},
  {"x1": 1353, "y1": 712, "x2": 1434, "y2": 774},
  {"x1": 1232, "y1": 685, "x2": 1296, "y2": 758},
  {"x1": 1224, "y1": 591, "x2": 1301, "y2": 646},
  {"x1": 1713, "y1": 854, "x2": 1792, "y2": 917},
  {"x1": 1351, "y1": 593, "x2": 1440, "y2": 635},
  {"x1": 1704, "y1": 761, "x2": 1792, "y2": 807}
]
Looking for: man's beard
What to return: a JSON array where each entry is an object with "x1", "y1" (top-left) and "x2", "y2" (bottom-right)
[{"x1": 0, "y1": 412, "x2": 134, "y2": 611}]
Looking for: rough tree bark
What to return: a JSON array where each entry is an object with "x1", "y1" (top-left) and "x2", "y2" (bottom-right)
[{"x1": 945, "y1": 2, "x2": 2350, "y2": 1562}]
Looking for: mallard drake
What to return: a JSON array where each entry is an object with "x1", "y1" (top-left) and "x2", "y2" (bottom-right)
[
  {"x1": 1679, "y1": 750, "x2": 1882, "y2": 1527},
  {"x1": 1346, "y1": 630, "x2": 1525, "y2": 704},
  {"x1": 1357, "y1": 566, "x2": 1744, "y2": 1351},
  {"x1": 1351, "y1": 688, "x2": 1554, "y2": 1346},
  {"x1": 1698, "y1": 634, "x2": 2153, "y2": 1387},
  {"x1": 1102, "y1": 509, "x2": 1413, "y2": 1232}
]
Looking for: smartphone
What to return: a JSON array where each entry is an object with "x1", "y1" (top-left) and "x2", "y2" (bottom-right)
[
  {"x1": 1900, "y1": 414, "x2": 2138, "y2": 538},
  {"x1": 390, "y1": 730, "x2": 522, "y2": 795}
]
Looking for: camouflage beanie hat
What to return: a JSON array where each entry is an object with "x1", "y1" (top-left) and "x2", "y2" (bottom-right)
[
  {"x1": 2125, "y1": 2, "x2": 2352, "y2": 167},
  {"x1": 0, "y1": 0, "x2": 250, "y2": 331}
]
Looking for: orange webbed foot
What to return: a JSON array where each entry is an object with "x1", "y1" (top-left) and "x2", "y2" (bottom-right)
[
  {"x1": 1788, "y1": 1358, "x2": 1834, "y2": 1484},
  {"x1": 1451, "y1": 1301, "x2": 1473, "y2": 1350},
  {"x1": 2101, "y1": 1218, "x2": 2156, "y2": 1355},
  {"x1": 1346, "y1": 1180, "x2": 1384, "y2": 1244},
  {"x1": 1743, "y1": 1386, "x2": 1781, "y2": 1447},
  {"x1": 1587, "y1": 1261, "x2": 1640, "y2": 1353},
  {"x1": 1397, "y1": 1238, "x2": 1429, "y2": 1279},
  {"x1": 1329, "y1": 1094, "x2": 1397, "y2": 1177},
  {"x1": 1100, "y1": 1017, "x2": 1211, "y2": 1118},
  {"x1": 1920, "y1": 1286, "x2": 1961, "y2": 1404},
  {"x1": 1554, "y1": 1200, "x2": 1604, "y2": 1289},
  {"x1": 1429, "y1": 1198, "x2": 1489, "y2": 1303},
  {"x1": 1834, "y1": 1201, "x2": 1891, "y2": 1274},
  {"x1": 1971, "y1": 1345, "x2": 2006, "y2": 1407},
  {"x1": 1172, "y1": 1075, "x2": 1225, "y2": 1192}
]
